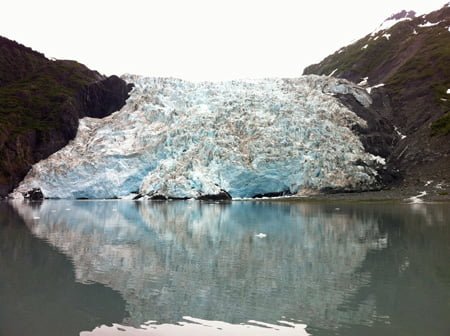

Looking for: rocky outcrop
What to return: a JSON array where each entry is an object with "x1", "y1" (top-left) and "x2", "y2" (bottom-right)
[
  {"x1": 0, "y1": 36, "x2": 132, "y2": 197},
  {"x1": 387, "y1": 10, "x2": 416, "y2": 21},
  {"x1": 197, "y1": 190, "x2": 232, "y2": 201},
  {"x1": 80, "y1": 75, "x2": 134, "y2": 119},
  {"x1": 303, "y1": 4, "x2": 450, "y2": 186},
  {"x1": 23, "y1": 188, "x2": 44, "y2": 201}
]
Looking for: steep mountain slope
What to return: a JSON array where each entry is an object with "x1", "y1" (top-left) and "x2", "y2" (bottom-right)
[
  {"x1": 304, "y1": 4, "x2": 450, "y2": 187},
  {"x1": 13, "y1": 75, "x2": 386, "y2": 199},
  {"x1": 0, "y1": 36, "x2": 132, "y2": 197}
]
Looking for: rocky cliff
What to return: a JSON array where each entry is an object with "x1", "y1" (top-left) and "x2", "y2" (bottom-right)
[
  {"x1": 304, "y1": 4, "x2": 450, "y2": 188},
  {"x1": 0, "y1": 36, "x2": 132, "y2": 197}
]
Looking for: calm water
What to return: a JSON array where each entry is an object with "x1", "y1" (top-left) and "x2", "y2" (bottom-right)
[{"x1": 0, "y1": 200, "x2": 449, "y2": 336}]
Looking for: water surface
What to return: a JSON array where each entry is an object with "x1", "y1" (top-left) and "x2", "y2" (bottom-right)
[{"x1": 1, "y1": 200, "x2": 449, "y2": 335}]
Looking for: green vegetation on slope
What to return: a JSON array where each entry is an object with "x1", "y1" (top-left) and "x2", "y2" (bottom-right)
[
  {"x1": 0, "y1": 60, "x2": 99, "y2": 134},
  {"x1": 0, "y1": 36, "x2": 130, "y2": 196},
  {"x1": 431, "y1": 112, "x2": 450, "y2": 136},
  {"x1": 304, "y1": 6, "x2": 450, "y2": 136}
]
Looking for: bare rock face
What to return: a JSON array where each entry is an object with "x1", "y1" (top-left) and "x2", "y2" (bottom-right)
[
  {"x1": 197, "y1": 190, "x2": 232, "y2": 201},
  {"x1": 0, "y1": 36, "x2": 132, "y2": 197},
  {"x1": 23, "y1": 188, "x2": 44, "y2": 201},
  {"x1": 387, "y1": 10, "x2": 416, "y2": 21},
  {"x1": 81, "y1": 75, "x2": 135, "y2": 119}
]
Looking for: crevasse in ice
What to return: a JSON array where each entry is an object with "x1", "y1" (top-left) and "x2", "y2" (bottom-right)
[{"x1": 13, "y1": 75, "x2": 382, "y2": 199}]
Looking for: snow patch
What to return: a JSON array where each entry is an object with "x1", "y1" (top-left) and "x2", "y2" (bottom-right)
[
  {"x1": 366, "y1": 83, "x2": 384, "y2": 94},
  {"x1": 361, "y1": 44, "x2": 368, "y2": 50},
  {"x1": 328, "y1": 68, "x2": 338, "y2": 77},
  {"x1": 358, "y1": 77, "x2": 368, "y2": 86},
  {"x1": 418, "y1": 21, "x2": 441, "y2": 28},
  {"x1": 446, "y1": 88, "x2": 450, "y2": 94},
  {"x1": 394, "y1": 126, "x2": 407, "y2": 140},
  {"x1": 371, "y1": 17, "x2": 412, "y2": 36},
  {"x1": 255, "y1": 233, "x2": 267, "y2": 238},
  {"x1": 383, "y1": 33, "x2": 391, "y2": 40},
  {"x1": 424, "y1": 180, "x2": 433, "y2": 187},
  {"x1": 413, "y1": 29, "x2": 418, "y2": 35}
]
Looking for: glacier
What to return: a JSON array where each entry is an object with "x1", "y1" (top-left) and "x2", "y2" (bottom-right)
[{"x1": 13, "y1": 75, "x2": 383, "y2": 199}]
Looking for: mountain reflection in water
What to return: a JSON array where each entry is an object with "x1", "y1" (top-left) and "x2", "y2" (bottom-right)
[
  {"x1": 0, "y1": 203, "x2": 126, "y2": 336},
  {"x1": 5, "y1": 200, "x2": 450, "y2": 336}
]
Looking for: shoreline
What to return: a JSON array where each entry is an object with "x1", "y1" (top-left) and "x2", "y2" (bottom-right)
[{"x1": 3, "y1": 187, "x2": 450, "y2": 204}]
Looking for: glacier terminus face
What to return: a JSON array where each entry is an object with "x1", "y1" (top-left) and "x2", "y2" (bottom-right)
[{"x1": 13, "y1": 75, "x2": 383, "y2": 199}]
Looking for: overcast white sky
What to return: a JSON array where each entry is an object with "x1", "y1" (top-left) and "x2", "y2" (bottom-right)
[{"x1": 1, "y1": 0, "x2": 447, "y2": 81}]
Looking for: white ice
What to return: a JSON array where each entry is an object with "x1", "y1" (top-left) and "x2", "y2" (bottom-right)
[{"x1": 13, "y1": 75, "x2": 383, "y2": 199}]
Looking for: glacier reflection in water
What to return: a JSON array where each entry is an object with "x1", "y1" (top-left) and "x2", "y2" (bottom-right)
[
  {"x1": 9, "y1": 200, "x2": 450, "y2": 335},
  {"x1": 82, "y1": 317, "x2": 309, "y2": 336}
]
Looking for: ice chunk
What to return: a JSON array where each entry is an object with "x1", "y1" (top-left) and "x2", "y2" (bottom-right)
[{"x1": 406, "y1": 191, "x2": 427, "y2": 204}]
